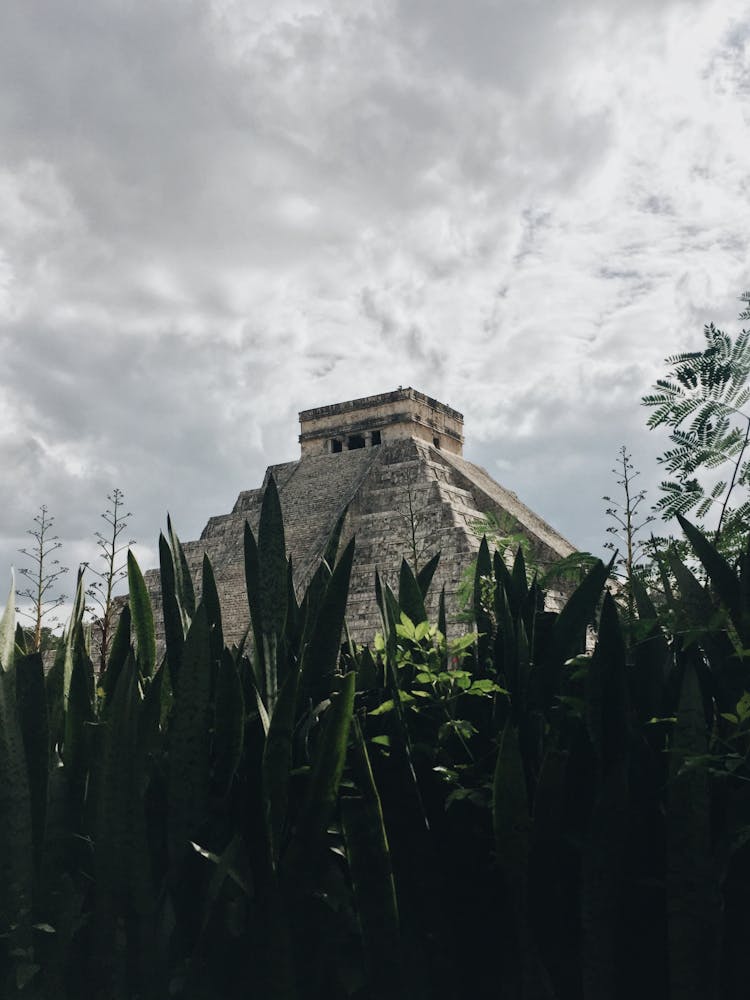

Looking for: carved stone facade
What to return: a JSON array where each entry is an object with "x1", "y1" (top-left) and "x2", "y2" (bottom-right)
[{"x1": 146, "y1": 389, "x2": 576, "y2": 646}]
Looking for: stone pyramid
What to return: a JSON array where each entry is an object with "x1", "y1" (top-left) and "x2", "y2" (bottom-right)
[{"x1": 150, "y1": 388, "x2": 576, "y2": 646}]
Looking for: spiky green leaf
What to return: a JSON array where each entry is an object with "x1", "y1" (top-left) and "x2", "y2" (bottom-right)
[
  {"x1": 159, "y1": 531, "x2": 184, "y2": 687},
  {"x1": 258, "y1": 475, "x2": 287, "y2": 640},
  {"x1": 416, "y1": 551, "x2": 440, "y2": 601},
  {"x1": 398, "y1": 557, "x2": 427, "y2": 625},
  {"x1": 213, "y1": 649, "x2": 245, "y2": 799},
  {"x1": 168, "y1": 605, "x2": 212, "y2": 868},
  {"x1": 168, "y1": 514, "x2": 195, "y2": 619},
  {"x1": 14, "y1": 651, "x2": 48, "y2": 871},
  {"x1": 285, "y1": 672, "x2": 355, "y2": 875},
  {"x1": 128, "y1": 550, "x2": 156, "y2": 678},
  {"x1": 341, "y1": 718, "x2": 401, "y2": 999},
  {"x1": 678, "y1": 514, "x2": 749, "y2": 646},
  {"x1": 300, "y1": 537, "x2": 355, "y2": 707},
  {"x1": 262, "y1": 663, "x2": 299, "y2": 869}
]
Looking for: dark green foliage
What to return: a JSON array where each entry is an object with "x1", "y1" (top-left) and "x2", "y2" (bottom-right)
[
  {"x1": 14, "y1": 651, "x2": 48, "y2": 871},
  {"x1": 285, "y1": 671, "x2": 355, "y2": 876},
  {"x1": 168, "y1": 512, "x2": 196, "y2": 619},
  {"x1": 0, "y1": 603, "x2": 34, "y2": 991},
  {"x1": 323, "y1": 505, "x2": 348, "y2": 571},
  {"x1": 551, "y1": 555, "x2": 612, "y2": 663},
  {"x1": 397, "y1": 556, "x2": 426, "y2": 625},
  {"x1": 341, "y1": 719, "x2": 401, "y2": 1000},
  {"x1": 666, "y1": 657, "x2": 721, "y2": 1000},
  {"x1": 201, "y1": 553, "x2": 225, "y2": 661},
  {"x1": 299, "y1": 536, "x2": 355, "y2": 708},
  {"x1": 168, "y1": 604, "x2": 213, "y2": 870},
  {"x1": 62, "y1": 630, "x2": 94, "y2": 828},
  {"x1": 101, "y1": 602, "x2": 131, "y2": 704},
  {"x1": 580, "y1": 595, "x2": 629, "y2": 1000},
  {"x1": 2, "y1": 484, "x2": 750, "y2": 1000},
  {"x1": 416, "y1": 551, "x2": 440, "y2": 601},
  {"x1": 473, "y1": 535, "x2": 494, "y2": 670},
  {"x1": 159, "y1": 532, "x2": 184, "y2": 691},
  {"x1": 213, "y1": 650, "x2": 245, "y2": 798},
  {"x1": 262, "y1": 662, "x2": 299, "y2": 869},
  {"x1": 677, "y1": 513, "x2": 750, "y2": 646},
  {"x1": 96, "y1": 650, "x2": 142, "y2": 907},
  {"x1": 127, "y1": 549, "x2": 156, "y2": 678},
  {"x1": 642, "y1": 310, "x2": 750, "y2": 551},
  {"x1": 257, "y1": 474, "x2": 288, "y2": 642}
]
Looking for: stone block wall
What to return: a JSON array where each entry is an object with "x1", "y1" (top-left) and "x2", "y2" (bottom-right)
[{"x1": 145, "y1": 434, "x2": 578, "y2": 654}]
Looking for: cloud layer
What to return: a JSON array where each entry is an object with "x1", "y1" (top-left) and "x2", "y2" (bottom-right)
[{"x1": 2, "y1": 0, "x2": 749, "y2": 613}]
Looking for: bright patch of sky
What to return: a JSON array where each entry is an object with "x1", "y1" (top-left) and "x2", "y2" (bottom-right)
[{"x1": 1, "y1": 0, "x2": 749, "y2": 614}]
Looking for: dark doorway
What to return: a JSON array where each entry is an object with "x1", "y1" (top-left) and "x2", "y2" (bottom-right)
[
  {"x1": 371, "y1": 430, "x2": 382, "y2": 446},
  {"x1": 347, "y1": 434, "x2": 366, "y2": 450},
  {"x1": 331, "y1": 439, "x2": 343, "y2": 453}
]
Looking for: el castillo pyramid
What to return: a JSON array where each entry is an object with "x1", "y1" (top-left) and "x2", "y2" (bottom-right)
[{"x1": 151, "y1": 388, "x2": 576, "y2": 646}]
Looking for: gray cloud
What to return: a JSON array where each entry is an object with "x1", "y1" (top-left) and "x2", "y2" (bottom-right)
[{"x1": 2, "y1": 0, "x2": 749, "y2": 615}]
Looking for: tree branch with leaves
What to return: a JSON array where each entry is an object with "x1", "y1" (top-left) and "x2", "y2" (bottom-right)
[{"x1": 642, "y1": 293, "x2": 750, "y2": 557}]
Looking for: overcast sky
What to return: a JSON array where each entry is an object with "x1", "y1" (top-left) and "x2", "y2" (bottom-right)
[{"x1": 2, "y1": 0, "x2": 749, "y2": 617}]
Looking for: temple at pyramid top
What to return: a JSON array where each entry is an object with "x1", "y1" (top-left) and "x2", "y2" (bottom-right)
[{"x1": 299, "y1": 388, "x2": 464, "y2": 457}]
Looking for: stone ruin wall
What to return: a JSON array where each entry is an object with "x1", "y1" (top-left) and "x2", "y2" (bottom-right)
[
  {"x1": 299, "y1": 388, "x2": 464, "y2": 457},
  {"x1": 145, "y1": 435, "x2": 577, "y2": 653}
]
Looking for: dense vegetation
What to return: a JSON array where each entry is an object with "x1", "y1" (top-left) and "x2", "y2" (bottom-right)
[
  {"x1": 1, "y1": 476, "x2": 749, "y2": 1000},
  {"x1": 2, "y1": 302, "x2": 749, "y2": 998}
]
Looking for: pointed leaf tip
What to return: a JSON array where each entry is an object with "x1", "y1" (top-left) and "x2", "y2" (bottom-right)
[{"x1": 0, "y1": 568, "x2": 16, "y2": 671}]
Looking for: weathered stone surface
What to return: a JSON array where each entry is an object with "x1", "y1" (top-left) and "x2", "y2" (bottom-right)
[
  {"x1": 299, "y1": 386, "x2": 464, "y2": 456},
  {"x1": 145, "y1": 389, "x2": 577, "y2": 649}
]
